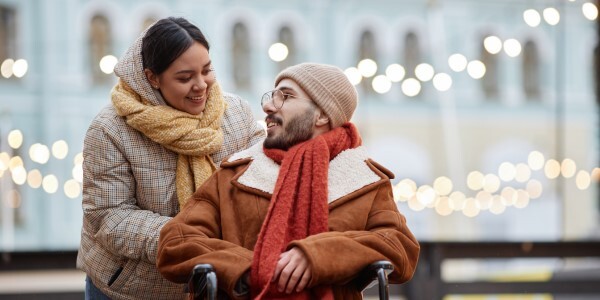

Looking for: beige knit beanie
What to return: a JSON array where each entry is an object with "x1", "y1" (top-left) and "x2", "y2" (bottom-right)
[{"x1": 275, "y1": 63, "x2": 358, "y2": 128}]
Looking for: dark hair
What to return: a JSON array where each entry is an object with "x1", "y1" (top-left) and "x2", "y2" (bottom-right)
[{"x1": 141, "y1": 17, "x2": 210, "y2": 75}]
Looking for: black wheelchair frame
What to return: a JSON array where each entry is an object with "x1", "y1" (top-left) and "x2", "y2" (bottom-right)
[{"x1": 187, "y1": 260, "x2": 394, "y2": 300}]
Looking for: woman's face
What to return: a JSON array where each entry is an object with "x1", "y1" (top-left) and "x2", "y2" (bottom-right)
[{"x1": 145, "y1": 42, "x2": 215, "y2": 115}]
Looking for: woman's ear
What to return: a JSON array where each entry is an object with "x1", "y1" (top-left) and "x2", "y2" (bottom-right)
[{"x1": 144, "y1": 69, "x2": 160, "y2": 89}]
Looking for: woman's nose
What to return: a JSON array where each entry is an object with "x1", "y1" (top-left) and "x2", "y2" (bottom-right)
[{"x1": 193, "y1": 77, "x2": 208, "y2": 91}]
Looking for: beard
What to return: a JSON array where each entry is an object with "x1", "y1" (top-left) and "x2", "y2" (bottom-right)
[{"x1": 263, "y1": 108, "x2": 315, "y2": 151}]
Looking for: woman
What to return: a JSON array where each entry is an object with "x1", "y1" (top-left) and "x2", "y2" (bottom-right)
[{"x1": 77, "y1": 17, "x2": 265, "y2": 299}]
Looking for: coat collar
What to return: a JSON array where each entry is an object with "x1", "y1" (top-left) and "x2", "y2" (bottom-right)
[{"x1": 226, "y1": 142, "x2": 384, "y2": 204}]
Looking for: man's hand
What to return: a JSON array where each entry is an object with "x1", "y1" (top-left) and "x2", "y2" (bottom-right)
[{"x1": 271, "y1": 247, "x2": 311, "y2": 294}]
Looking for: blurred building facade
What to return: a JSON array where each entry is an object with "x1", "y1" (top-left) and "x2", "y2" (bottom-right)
[{"x1": 0, "y1": 0, "x2": 598, "y2": 251}]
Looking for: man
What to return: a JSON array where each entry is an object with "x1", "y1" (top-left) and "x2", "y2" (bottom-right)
[{"x1": 157, "y1": 63, "x2": 420, "y2": 299}]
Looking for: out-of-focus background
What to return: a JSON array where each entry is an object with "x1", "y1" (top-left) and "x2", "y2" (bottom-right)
[{"x1": 1, "y1": 0, "x2": 599, "y2": 299}]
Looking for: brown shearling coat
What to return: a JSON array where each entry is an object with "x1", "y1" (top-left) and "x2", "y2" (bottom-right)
[{"x1": 157, "y1": 143, "x2": 420, "y2": 299}]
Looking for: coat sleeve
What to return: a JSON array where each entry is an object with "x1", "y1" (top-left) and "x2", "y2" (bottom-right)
[
  {"x1": 82, "y1": 117, "x2": 170, "y2": 264},
  {"x1": 157, "y1": 171, "x2": 253, "y2": 300},
  {"x1": 287, "y1": 181, "x2": 420, "y2": 287}
]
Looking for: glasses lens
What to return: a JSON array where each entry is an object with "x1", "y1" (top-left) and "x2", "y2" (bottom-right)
[{"x1": 262, "y1": 90, "x2": 283, "y2": 109}]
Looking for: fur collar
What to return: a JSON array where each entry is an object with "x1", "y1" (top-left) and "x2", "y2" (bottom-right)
[{"x1": 227, "y1": 142, "x2": 383, "y2": 204}]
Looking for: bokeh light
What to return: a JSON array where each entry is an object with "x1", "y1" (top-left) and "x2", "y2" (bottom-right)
[
  {"x1": 523, "y1": 9, "x2": 542, "y2": 27},
  {"x1": 385, "y1": 64, "x2": 405, "y2": 82},
  {"x1": 357, "y1": 59, "x2": 378, "y2": 77},
  {"x1": 268, "y1": 43, "x2": 289, "y2": 62}
]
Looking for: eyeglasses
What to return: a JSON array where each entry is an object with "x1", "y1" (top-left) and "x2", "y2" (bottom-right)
[{"x1": 261, "y1": 89, "x2": 311, "y2": 110}]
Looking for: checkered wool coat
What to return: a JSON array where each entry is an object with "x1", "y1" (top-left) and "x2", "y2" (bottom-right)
[{"x1": 76, "y1": 27, "x2": 265, "y2": 300}]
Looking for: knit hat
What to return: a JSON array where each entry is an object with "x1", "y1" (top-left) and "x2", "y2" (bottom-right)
[{"x1": 275, "y1": 63, "x2": 358, "y2": 128}]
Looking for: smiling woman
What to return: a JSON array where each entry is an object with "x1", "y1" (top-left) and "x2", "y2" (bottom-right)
[{"x1": 76, "y1": 17, "x2": 265, "y2": 300}]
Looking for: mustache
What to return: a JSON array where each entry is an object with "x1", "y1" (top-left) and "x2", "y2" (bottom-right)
[{"x1": 265, "y1": 115, "x2": 283, "y2": 125}]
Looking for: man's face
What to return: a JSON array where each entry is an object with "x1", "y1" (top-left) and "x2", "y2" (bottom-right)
[{"x1": 262, "y1": 78, "x2": 319, "y2": 150}]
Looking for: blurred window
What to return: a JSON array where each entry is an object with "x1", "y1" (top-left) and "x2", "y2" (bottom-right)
[
  {"x1": 522, "y1": 40, "x2": 540, "y2": 101},
  {"x1": 481, "y1": 37, "x2": 499, "y2": 100},
  {"x1": 359, "y1": 30, "x2": 377, "y2": 94},
  {"x1": 0, "y1": 5, "x2": 17, "y2": 75},
  {"x1": 88, "y1": 14, "x2": 112, "y2": 84},
  {"x1": 277, "y1": 26, "x2": 296, "y2": 71},
  {"x1": 404, "y1": 31, "x2": 420, "y2": 79},
  {"x1": 232, "y1": 22, "x2": 251, "y2": 90}
]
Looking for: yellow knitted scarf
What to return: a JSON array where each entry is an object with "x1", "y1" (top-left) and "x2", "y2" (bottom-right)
[{"x1": 111, "y1": 79, "x2": 226, "y2": 208}]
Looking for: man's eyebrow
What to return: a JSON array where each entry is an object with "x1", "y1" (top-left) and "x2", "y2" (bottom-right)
[{"x1": 278, "y1": 87, "x2": 296, "y2": 94}]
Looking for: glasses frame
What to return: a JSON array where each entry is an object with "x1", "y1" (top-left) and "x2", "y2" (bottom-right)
[{"x1": 261, "y1": 89, "x2": 312, "y2": 110}]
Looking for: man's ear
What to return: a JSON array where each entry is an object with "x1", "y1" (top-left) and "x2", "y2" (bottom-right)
[
  {"x1": 144, "y1": 69, "x2": 159, "y2": 89},
  {"x1": 315, "y1": 113, "x2": 330, "y2": 127}
]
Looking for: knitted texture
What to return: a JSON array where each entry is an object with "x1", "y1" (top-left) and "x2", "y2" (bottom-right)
[
  {"x1": 111, "y1": 79, "x2": 226, "y2": 207},
  {"x1": 251, "y1": 123, "x2": 362, "y2": 300},
  {"x1": 275, "y1": 63, "x2": 358, "y2": 128}
]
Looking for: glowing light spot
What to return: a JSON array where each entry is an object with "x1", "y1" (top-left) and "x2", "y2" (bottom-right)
[
  {"x1": 11, "y1": 166, "x2": 27, "y2": 185},
  {"x1": 583, "y1": 2, "x2": 599, "y2": 21},
  {"x1": 1, "y1": 59, "x2": 14, "y2": 78},
  {"x1": 528, "y1": 151, "x2": 545, "y2": 170},
  {"x1": 467, "y1": 60, "x2": 486, "y2": 79},
  {"x1": 432, "y1": 73, "x2": 452, "y2": 91},
  {"x1": 523, "y1": 9, "x2": 542, "y2": 27},
  {"x1": 498, "y1": 162, "x2": 516, "y2": 182},
  {"x1": 467, "y1": 171, "x2": 484, "y2": 191},
  {"x1": 435, "y1": 196, "x2": 453, "y2": 216},
  {"x1": 448, "y1": 53, "x2": 467, "y2": 72},
  {"x1": 543, "y1": 7, "x2": 560, "y2": 25},
  {"x1": 268, "y1": 43, "x2": 288, "y2": 62},
  {"x1": 29, "y1": 143, "x2": 50, "y2": 164},
  {"x1": 576, "y1": 170, "x2": 591, "y2": 190},
  {"x1": 401, "y1": 78, "x2": 421, "y2": 97},
  {"x1": 489, "y1": 195, "x2": 507, "y2": 215},
  {"x1": 544, "y1": 159, "x2": 561, "y2": 179},
  {"x1": 433, "y1": 176, "x2": 453, "y2": 196},
  {"x1": 42, "y1": 175, "x2": 59, "y2": 194},
  {"x1": 393, "y1": 179, "x2": 417, "y2": 202},
  {"x1": 52, "y1": 140, "x2": 69, "y2": 159},
  {"x1": 415, "y1": 63, "x2": 435, "y2": 82},
  {"x1": 503, "y1": 39, "x2": 522, "y2": 57},
  {"x1": 8, "y1": 130, "x2": 23, "y2": 149},
  {"x1": 483, "y1": 36, "x2": 502, "y2": 54},
  {"x1": 357, "y1": 59, "x2": 377, "y2": 78},
  {"x1": 12, "y1": 59, "x2": 28, "y2": 78},
  {"x1": 344, "y1": 67, "x2": 362, "y2": 85},
  {"x1": 526, "y1": 179, "x2": 543, "y2": 199},
  {"x1": 372, "y1": 75, "x2": 392, "y2": 94},
  {"x1": 560, "y1": 159, "x2": 577, "y2": 178},
  {"x1": 515, "y1": 163, "x2": 532, "y2": 183},
  {"x1": 449, "y1": 191, "x2": 466, "y2": 211},
  {"x1": 27, "y1": 169, "x2": 43, "y2": 188},
  {"x1": 99, "y1": 55, "x2": 118, "y2": 74},
  {"x1": 385, "y1": 64, "x2": 405, "y2": 82},
  {"x1": 462, "y1": 198, "x2": 480, "y2": 217},
  {"x1": 482, "y1": 174, "x2": 500, "y2": 193},
  {"x1": 64, "y1": 179, "x2": 82, "y2": 199}
]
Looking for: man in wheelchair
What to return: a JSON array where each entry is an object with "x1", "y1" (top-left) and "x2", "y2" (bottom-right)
[{"x1": 157, "y1": 63, "x2": 420, "y2": 299}]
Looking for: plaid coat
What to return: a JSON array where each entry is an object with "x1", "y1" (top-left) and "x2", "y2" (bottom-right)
[
  {"x1": 77, "y1": 22, "x2": 265, "y2": 299},
  {"x1": 76, "y1": 92, "x2": 265, "y2": 300}
]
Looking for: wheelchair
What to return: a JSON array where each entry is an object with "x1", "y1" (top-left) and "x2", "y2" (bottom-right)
[{"x1": 187, "y1": 260, "x2": 394, "y2": 300}]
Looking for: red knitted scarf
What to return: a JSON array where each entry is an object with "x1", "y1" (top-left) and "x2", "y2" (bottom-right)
[{"x1": 250, "y1": 123, "x2": 361, "y2": 299}]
